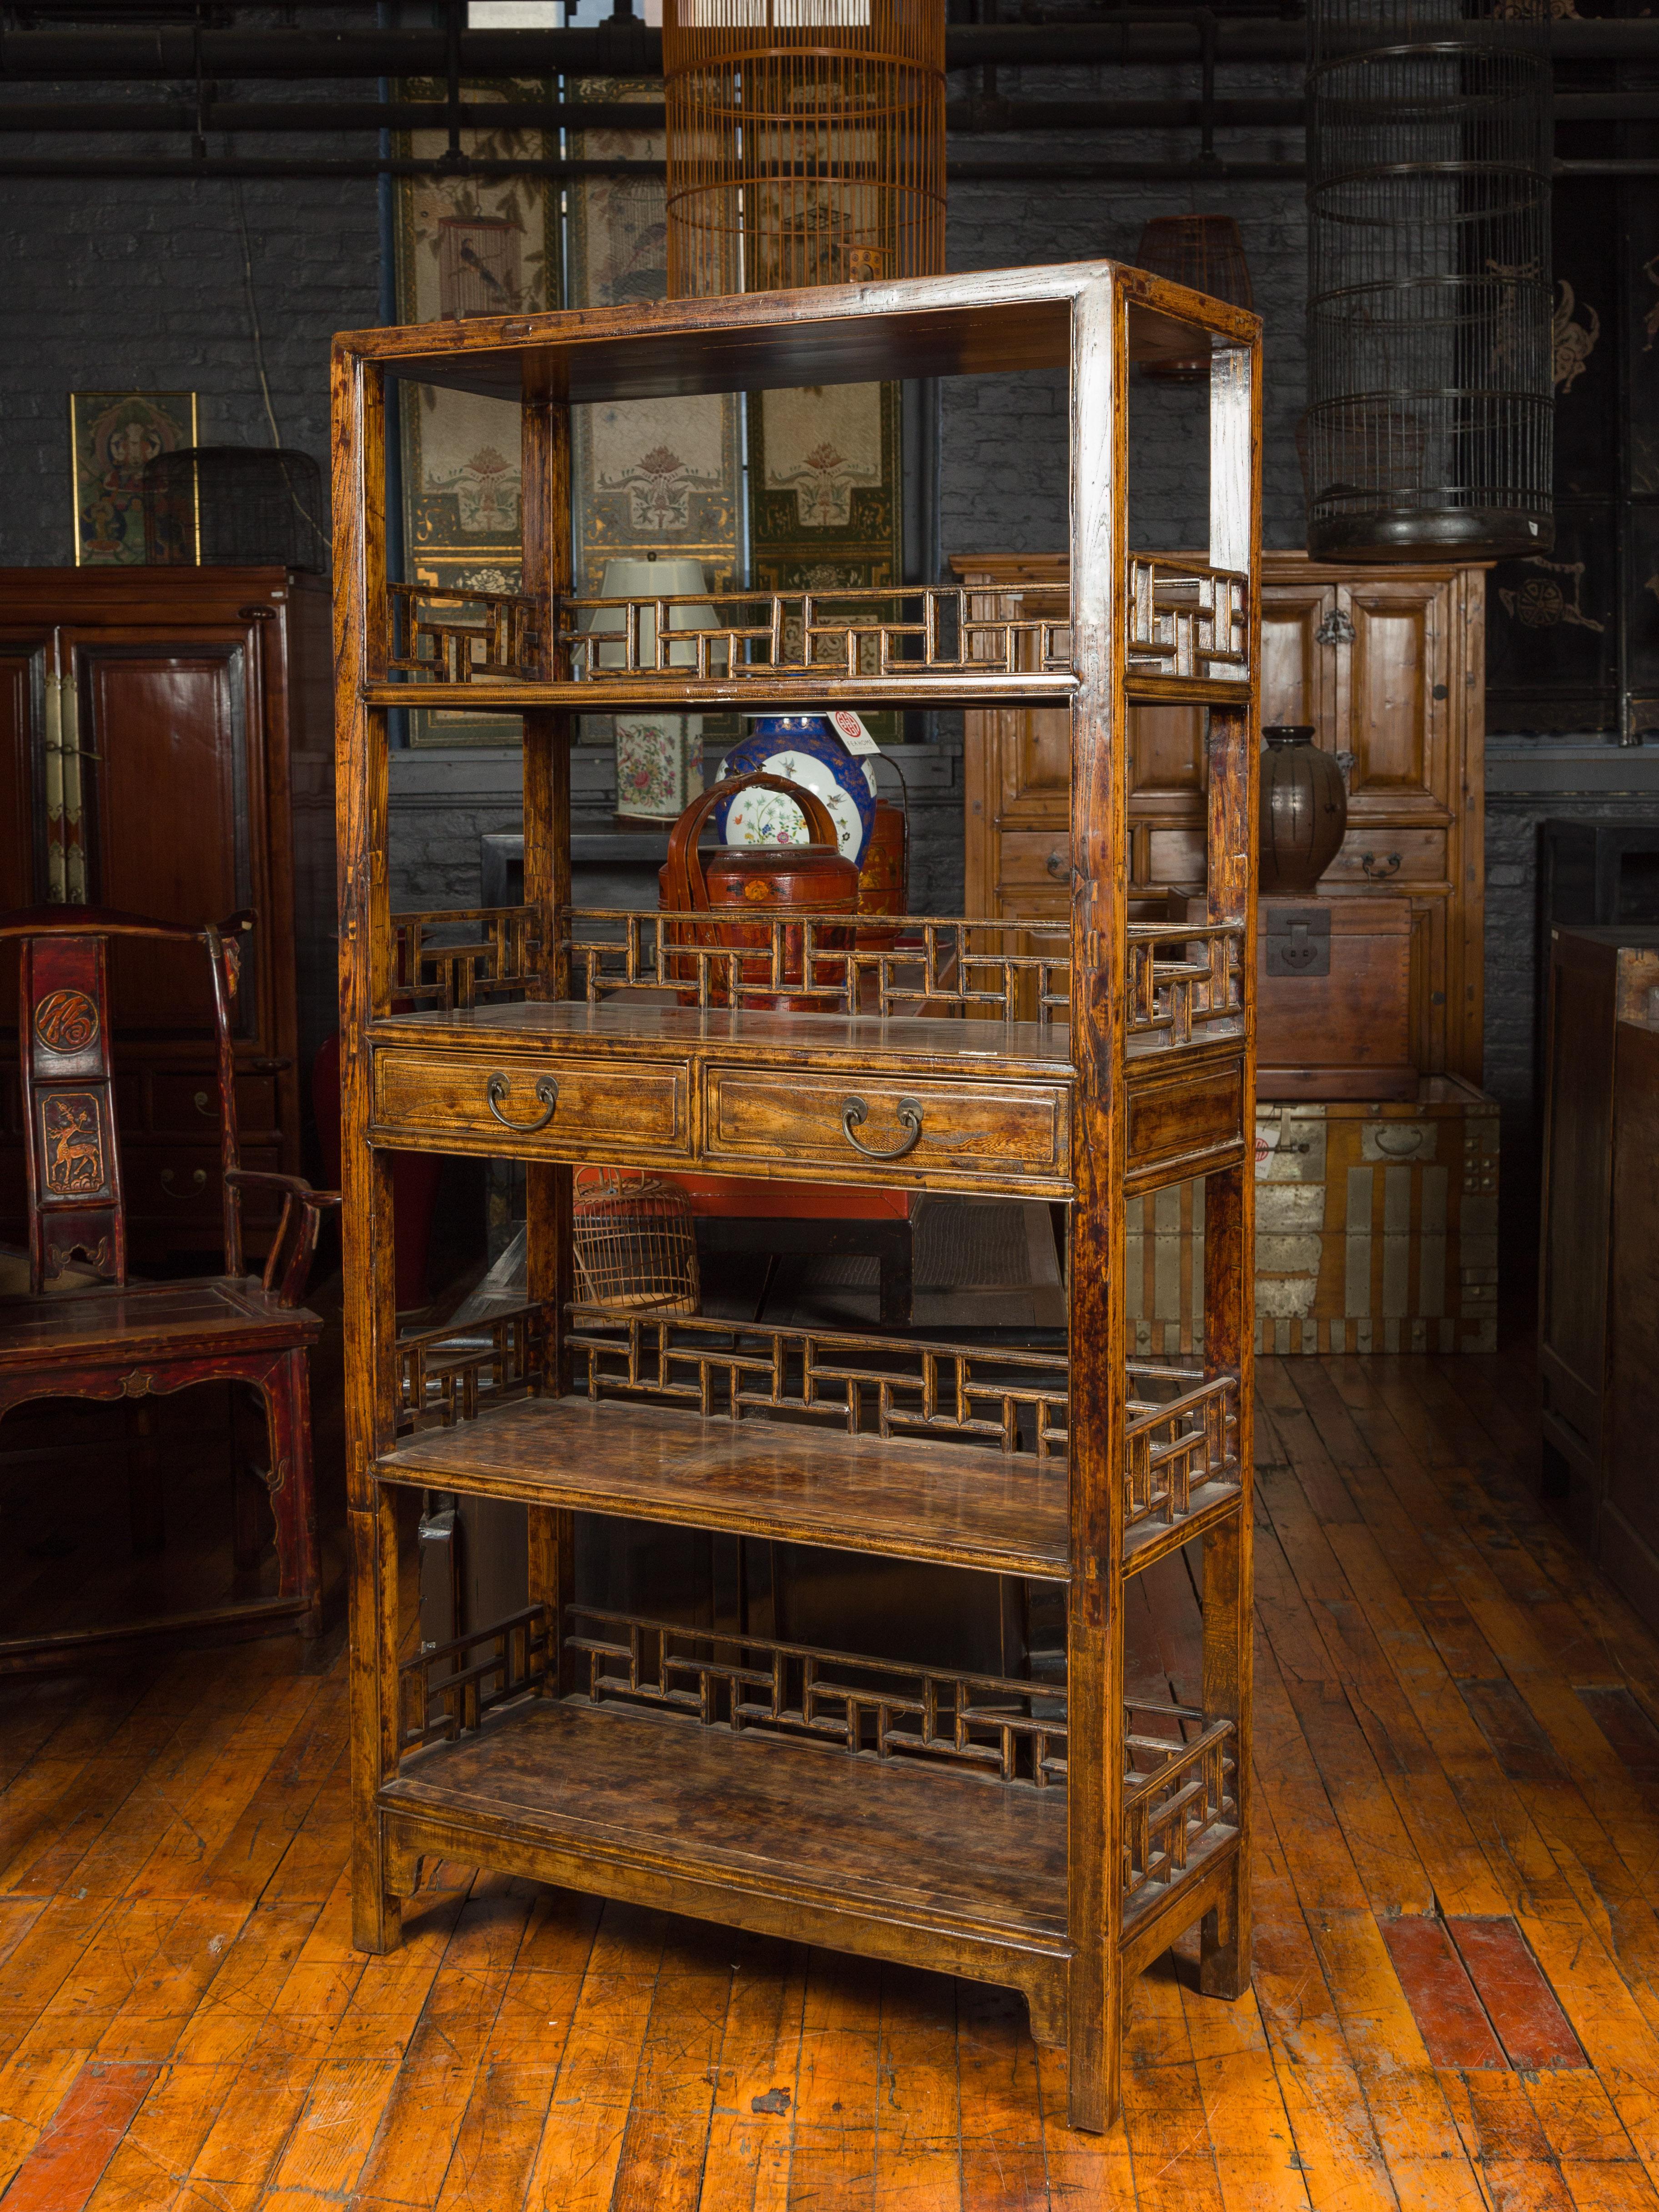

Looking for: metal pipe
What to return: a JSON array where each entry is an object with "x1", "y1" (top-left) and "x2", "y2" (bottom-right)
[
  {"x1": 6, "y1": 88, "x2": 1655, "y2": 138},
  {"x1": 0, "y1": 17, "x2": 1650, "y2": 83},
  {"x1": 0, "y1": 100, "x2": 665, "y2": 134}
]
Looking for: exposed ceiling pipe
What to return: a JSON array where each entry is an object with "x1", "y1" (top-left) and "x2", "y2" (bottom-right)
[
  {"x1": 4, "y1": 88, "x2": 1655, "y2": 138},
  {"x1": 0, "y1": 152, "x2": 1653, "y2": 180},
  {"x1": 0, "y1": 15, "x2": 1651, "y2": 83}
]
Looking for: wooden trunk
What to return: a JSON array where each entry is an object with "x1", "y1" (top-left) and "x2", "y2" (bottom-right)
[
  {"x1": 1126, "y1": 1078, "x2": 1499, "y2": 1356},
  {"x1": 1539, "y1": 925, "x2": 1659, "y2": 1609},
  {"x1": 0, "y1": 566, "x2": 335, "y2": 1257},
  {"x1": 955, "y1": 550, "x2": 1487, "y2": 1084},
  {"x1": 1254, "y1": 893, "x2": 1415, "y2": 1101}
]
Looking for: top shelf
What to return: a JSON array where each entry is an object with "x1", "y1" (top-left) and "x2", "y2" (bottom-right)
[
  {"x1": 372, "y1": 561, "x2": 1253, "y2": 711},
  {"x1": 336, "y1": 258, "x2": 1259, "y2": 406}
]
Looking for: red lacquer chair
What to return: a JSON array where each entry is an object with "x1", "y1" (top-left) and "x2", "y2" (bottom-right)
[{"x1": 0, "y1": 905, "x2": 340, "y2": 1669}]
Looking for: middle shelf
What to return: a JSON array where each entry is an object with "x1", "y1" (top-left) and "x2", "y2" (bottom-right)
[{"x1": 384, "y1": 1311, "x2": 1244, "y2": 1579}]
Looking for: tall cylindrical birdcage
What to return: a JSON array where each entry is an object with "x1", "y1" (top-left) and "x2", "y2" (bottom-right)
[
  {"x1": 664, "y1": 0, "x2": 946, "y2": 299},
  {"x1": 1305, "y1": 0, "x2": 1553, "y2": 562}
]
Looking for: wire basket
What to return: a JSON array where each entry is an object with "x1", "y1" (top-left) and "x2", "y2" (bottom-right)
[
  {"x1": 1305, "y1": 0, "x2": 1553, "y2": 561},
  {"x1": 572, "y1": 1170, "x2": 702, "y2": 1318},
  {"x1": 664, "y1": 0, "x2": 945, "y2": 298},
  {"x1": 140, "y1": 446, "x2": 329, "y2": 571},
  {"x1": 1131, "y1": 216, "x2": 1254, "y2": 382}
]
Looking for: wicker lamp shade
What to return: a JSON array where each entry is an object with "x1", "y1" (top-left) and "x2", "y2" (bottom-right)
[
  {"x1": 664, "y1": 0, "x2": 945, "y2": 299},
  {"x1": 1306, "y1": 0, "x2": 1553, "y2": 562},
  {"x1": 1131, "y1": 217, "x2": 1254, "y2": 382}
]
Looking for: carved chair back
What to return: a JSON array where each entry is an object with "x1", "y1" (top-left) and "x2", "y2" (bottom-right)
[{"x1": 2, "y1": 905, "x2": 252, "y2": 1296}]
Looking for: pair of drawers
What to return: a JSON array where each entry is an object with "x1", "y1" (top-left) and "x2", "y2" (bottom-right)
[{"x1": 372, "y1": 1050, "x2": 1071, "y2": 1189}]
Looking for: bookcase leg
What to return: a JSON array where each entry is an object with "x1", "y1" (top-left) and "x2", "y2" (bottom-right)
[
  {"x1": 1201, "y1": 1848, "x2": 1251, "y2": 2000},
  {"x1": 1066, "y1": 1947, "x2": 1124, "y2": 2132},
  {"x1": 349, "y1": 1491, "x2": 404, "y2": 1954}
]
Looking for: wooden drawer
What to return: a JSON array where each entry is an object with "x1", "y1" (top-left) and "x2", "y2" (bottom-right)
[
  {"x1": 124, "y1": 1140, "x2": 284, "y2": 1225},
  {"x1": 373, "y1": 1051, "x2": 690, "y2": 1160},
  {"x1": 1322, "y1": 828, "x2": 1448, "y2": 888},
  {"x1": 704, "y1": 1068, "x2": 1069, "y2": 1188},
  {"x1": 150, "y1": 1073, "x2": 280, "y2": 1133},
  {"x1": 1000, "y1": 831, "x2": 1073, "y2": 888}
]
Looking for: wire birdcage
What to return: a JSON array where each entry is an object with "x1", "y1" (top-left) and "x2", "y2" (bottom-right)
[
  {"x1": 572, "y1": 1171, "x2": 702, "y2": 1318},
  {"x1": 663, "y1": 0, "x2": 946, "y2": 298},
  {"x1": 1132, "y1": 217, "x2": 1255, "y2": 382},
  {"x1": 1305, "y1": 0, "x2": 1553, "y2": 561},
  {"x1": 141, "y1": 447, "x2": 329, "y2": 571}
]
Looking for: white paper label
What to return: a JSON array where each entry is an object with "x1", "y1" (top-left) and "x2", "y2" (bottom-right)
[{"x1": 828, "y1": 708, "x2": 880, "y2": 756}]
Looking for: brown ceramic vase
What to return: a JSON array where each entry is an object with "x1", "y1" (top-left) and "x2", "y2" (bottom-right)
[{"x1": 1258, "y1": 725, "x2": 1347, "y2": 894}]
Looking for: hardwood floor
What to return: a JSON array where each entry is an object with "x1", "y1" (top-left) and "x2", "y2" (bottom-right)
[{"x1": 5, "y1": 1345, "x2": 1659, "y2": 2209}]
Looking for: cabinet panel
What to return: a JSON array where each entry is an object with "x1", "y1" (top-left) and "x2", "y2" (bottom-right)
[
  {"x1": 0, "y1": 569, "x2": 333, "y2": 1259},
  {"x1": 1260, "y1": 590, "x2": 1329, "y2": 730},
  {"x1": 956, "y1": 552, "x2": 1485, "y2": 1082},
  {"x1": 71, "y1": 636, "x2": 251, "y2": 1040},
  {"x1": 1128, "y1": 703, "x2": 1206, "y2": 803},
  {"x1": 1339, "y1": 583, "x2": 1451, "y2": 820}
]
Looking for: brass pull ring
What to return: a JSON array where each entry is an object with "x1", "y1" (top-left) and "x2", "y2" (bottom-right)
[
  {"x1": 160, "y1": 1167, "x2": 208, "y2": 1199},
  {"x1": 842, "y1": 1095, "x2": 923, "y2": 1161},
  {"x1": 1046, "y1": 849, "x2": 1069, "y2": 881},
  {"x1": 487, "y1": 1073, "x2": 558, "y2": 1134},
  {"x1": 1361, "y1": 851, "x2": 1402, "y2": 881}
]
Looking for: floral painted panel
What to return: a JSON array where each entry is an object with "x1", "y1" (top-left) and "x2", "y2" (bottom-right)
[
  {"x1": 393, "y1": 85, "x2": 559, "y2": 743},
  {"x1": 567, "y1": 80, "x2": 741, "y2": 602}
]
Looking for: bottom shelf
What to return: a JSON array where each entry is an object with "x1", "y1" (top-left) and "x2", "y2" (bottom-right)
[{"x1": 382, "y1": 1691, "x2": 1070, "y2": 1953}]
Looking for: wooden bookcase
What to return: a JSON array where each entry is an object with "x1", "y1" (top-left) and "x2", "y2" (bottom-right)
[{"x1": 333, "y1": 261, "x2": 1261, "y2": 2132}]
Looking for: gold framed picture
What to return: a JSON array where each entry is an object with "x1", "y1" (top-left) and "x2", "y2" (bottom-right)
[{"x1": 69, "y1": 390, "x2": 198, "y2": 566}]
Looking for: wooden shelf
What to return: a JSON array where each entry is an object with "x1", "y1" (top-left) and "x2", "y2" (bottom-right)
[
  {"x1": 377, "y1": 1391, "x2": 1071, "y2": 1581},
  {"x1": 371, "y1": 995, "x2": 1071, "y2": 1074},
  {"x1": 381, "y1": 1692, "x2": 1070, "y2": 1959}
]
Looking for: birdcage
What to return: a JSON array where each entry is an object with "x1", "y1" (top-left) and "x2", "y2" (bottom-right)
[
  {"x1": 572, "y1": 1171, "x2": 702, "y2": 1317},
  {"x1": 141, "y1": 447, "x2": 329, "y2": 571},
  {"x1": 1305, "y1": 0, "x2": 1553, "y2": 561},
  {"x1": 663, "y1": 0, "x2": 946, "y2": 298},
  {"x1": 1131, "y1": 217, "x2": 1255, "y2": 382}
]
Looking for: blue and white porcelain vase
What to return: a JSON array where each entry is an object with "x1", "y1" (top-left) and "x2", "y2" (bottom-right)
[{"x1": 714, "y1": 715, "x2": 878, "y2": 865}]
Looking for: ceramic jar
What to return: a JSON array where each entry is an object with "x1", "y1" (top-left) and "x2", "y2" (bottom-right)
[{"x1": 1259, "y1": 724, "x2": 1348, "y2": 894}]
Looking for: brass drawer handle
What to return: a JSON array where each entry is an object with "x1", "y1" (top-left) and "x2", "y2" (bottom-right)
[
  {"x1": 160, "y1": 1167, "x2": 208, "y2": 1199},
  {"x1": 841, "y1": 1095, "x2": 923, "y2": 1161},
  {"x1": 1361, "y1": 851, "x2": 1402, "y2": 881},
  {"x1": 1046, "y1": 849, "x2": 1069, "y2": 881},
  {"x1": 486, "y1": 1072, "x2": 558, "y2": 1134},
  {"x1": 193, "y1": 1089, "x2": 216, "y2": 1120}
]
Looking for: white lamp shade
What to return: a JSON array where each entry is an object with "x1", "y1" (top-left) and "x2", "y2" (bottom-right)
[{"x1": 587, "y1": 557, "x2": 718, "y2": 671}]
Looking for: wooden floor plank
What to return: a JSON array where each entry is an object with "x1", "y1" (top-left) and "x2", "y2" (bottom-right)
[
  {"x1": 1247, "y1": 1796, "x2": 1399, "y2": 2212},
  {"x1": 695, "y1": 1930, "x2": 808, "y2": 2212},
  {"x1": 785, "y1": 1948, "x2": 882, "y2": 2212},
  {"x1": 521, "y1": 1901, "x2": 668, "y2": 2212}
]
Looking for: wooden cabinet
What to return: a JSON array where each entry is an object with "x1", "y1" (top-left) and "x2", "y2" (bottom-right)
[
  {"x1": 956, "y1": 551, "x2": 1488, "y2": 1083},
  {"x1": 1539, "y1": 926, "x2": 1659, "y2": 1620},
  {"x1": 337, "y1": 264, "x2": 1262, "y2": 2134},
  {"x1": 0, "y1": 568, "x2": 334, "y2": 1255}
]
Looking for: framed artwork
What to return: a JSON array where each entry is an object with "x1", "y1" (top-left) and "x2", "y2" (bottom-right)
[
  {"x1": 70, "y1": 390, "x2": 197, "y2": 566},
  {"x1": 393, "y1": 83, "x2": 561, "y2": 744}
]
